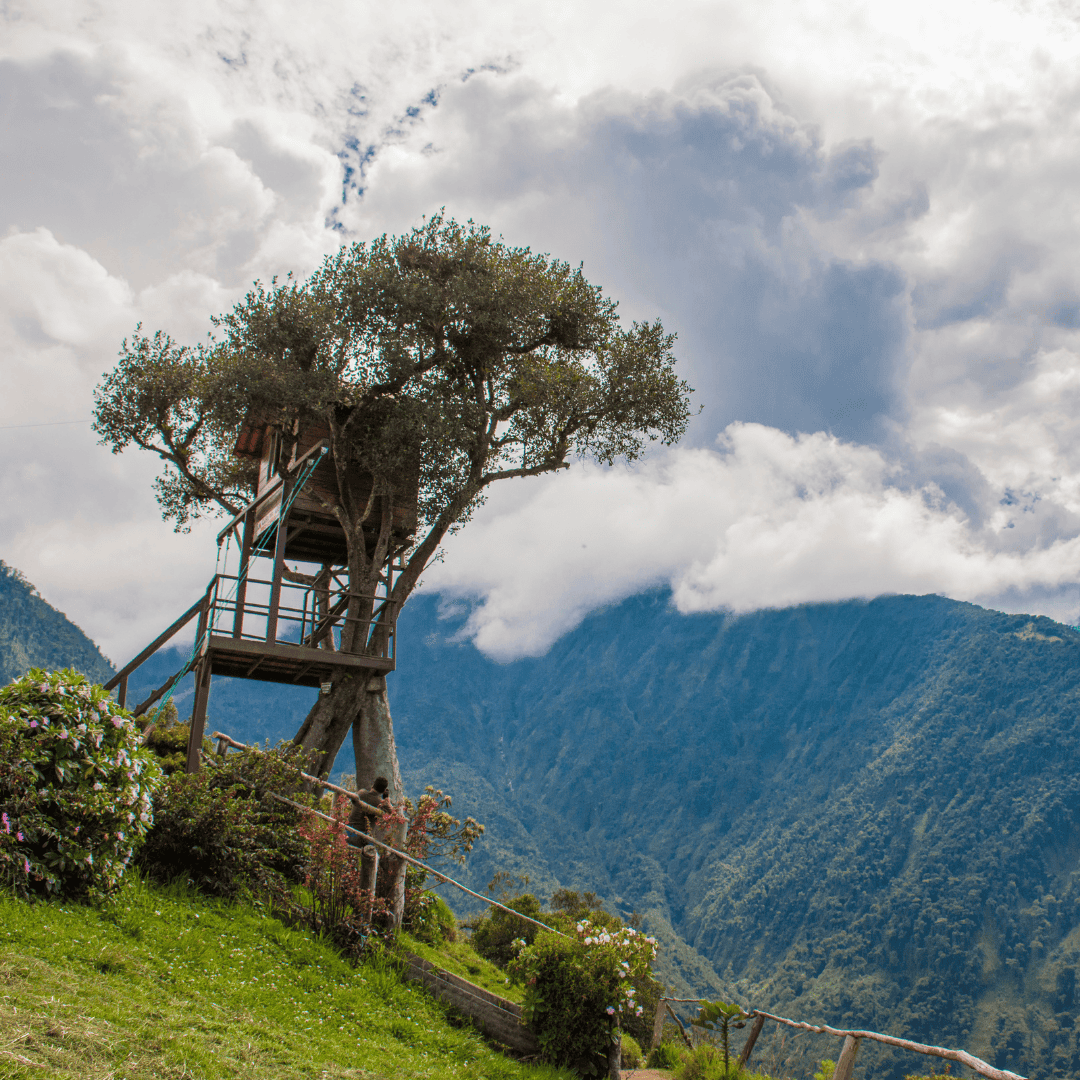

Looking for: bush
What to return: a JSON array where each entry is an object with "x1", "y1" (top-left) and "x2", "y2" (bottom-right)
[
  {"x1": 137, "y1": 743, "x2": 307, "y2": 900},
  {"x1": 0, "y1": 668, "x2": 162, "y2": 901},
  {"x1": 648, "y1": 1042, "x2": 685, "y2": 1069},
  {"x1": 675, "y1": 1044, "x2": 731, "y2": 1080},
  {"x1": 409, "y1": 891, "x2": 457, "y2": 944},
  {"x1": 621, "y1": 1032, "x2": 644, "y2": 1068},
  {"x1": 138, "y1": 700, "x2": 189, "y2": 775},
  {"x1": 472, "y1": 891, "x2": 546, "y2": 967},
  {"x1": 509, "y1": 917, "x2": 658, "y2": 1076}
]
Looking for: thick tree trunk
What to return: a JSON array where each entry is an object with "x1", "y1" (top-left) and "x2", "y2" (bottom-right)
[
  {"x1": 353, "y1": 675, "x2": 408, "y2": 928},
  {"x1": 292, "y1": 672, "x2": 408, "y2": 927}
]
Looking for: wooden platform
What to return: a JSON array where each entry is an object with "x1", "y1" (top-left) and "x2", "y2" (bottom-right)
[{"x1": 200, "y1": 634, "x2": 393, "y2": 686}]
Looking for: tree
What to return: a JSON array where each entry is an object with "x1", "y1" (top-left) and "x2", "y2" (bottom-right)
[{"x1": 94, "y1": 212, "x2": 693, "y2": 924}]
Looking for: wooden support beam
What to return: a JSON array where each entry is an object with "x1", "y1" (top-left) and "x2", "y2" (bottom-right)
[
  {"x1": 117, "y1": 673, "x2": 128, "y2": 710},
  {"x1": 651, "y1": 997, "x2": 667, "y2": 1050},
  {"x1": 834, "y1": 1035, "x2": 860, "y2": 1080},
  {"x1": 132, "y1": 667, "x2": 189, "y2": 718},
  {"x1": 739, "y1": 1013, "x2": 766, "y2": 1066},
  {"x1": 265, "y1": 477, "x2": 292, "y2": 644},
  {"x1": 185, "y1": 659, "x2": 212, "y2": 774},
  {"x1": 233, "y1": 508, "x2": 255, "y2": 639}
]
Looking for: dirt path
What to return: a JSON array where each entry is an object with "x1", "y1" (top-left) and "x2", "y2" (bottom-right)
[{"x1": 621, "y1": 1070, "x2": 675, "y2": 1080}]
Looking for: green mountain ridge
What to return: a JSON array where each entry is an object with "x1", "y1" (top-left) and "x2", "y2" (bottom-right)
[
  {"x1": 5, "y1": 563, "x2": 1080, "y2": 1079},
  {"x1": 0, "y1": 560, "x2": 114, "y2": 685}
]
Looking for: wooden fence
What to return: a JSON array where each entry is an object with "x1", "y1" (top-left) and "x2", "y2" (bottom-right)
[{"x1": 656, "y1": 998, "x2": 1027, "y2": 1080}]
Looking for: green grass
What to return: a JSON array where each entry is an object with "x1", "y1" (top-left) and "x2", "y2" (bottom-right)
[
  {"x1": 0, "y1": 877, "x2": 573, "y2": 1080},
  {"x1": 396, "y1": 931, "x2": 524, "y2": 1005}
]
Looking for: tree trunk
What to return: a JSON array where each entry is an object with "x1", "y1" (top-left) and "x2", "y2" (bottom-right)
[
  {"x1": 354, "y1": 675, "x2": 408, "y2": 928},
  {"x1": 292, "y1": 671, "x2": 408, "y2": 928}
]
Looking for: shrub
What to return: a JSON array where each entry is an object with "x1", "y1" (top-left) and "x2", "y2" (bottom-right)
[
  {"x1": 621, "y1": 1032, "x2": 644, "y2": 1068},
  {"x1": 509, "y1": 917, "x2": 658, "y2": 1076},
  {"x1": 675, "y1": 1044, "x2": 731, "y2": 1080},
  {"x1": 648, "y1": 1041, "x2": 685, "y2": 1069},
  {"x1": 409, "y1": 891, "x2": 457, "y2": 944},
  {"x1": 0, "y1": 668, "x2": 163, "y2": 901},
  {"x1": 472, "y1": 891, "x2": 546, "y2": 967},
  {"x1": 137, "y1": 743, "x2": 307, "y2": 900},
  {"x1": 814, "y1": 1060, "x2": 836, "y2": 1080},
  {"x1": 138, "y1": 700, "x2": 189, "y2": 774},
  {"x1": 400, "y1": 786, "x2": 482, "y2": 932}
]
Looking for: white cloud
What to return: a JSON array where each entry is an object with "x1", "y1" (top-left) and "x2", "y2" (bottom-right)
[
  {"x1": 1, "y1": 0, "x2": 1080, "y2": 664},
  {"x1": 430, "y1": 425, "x2": 1080, "y2": 660}
]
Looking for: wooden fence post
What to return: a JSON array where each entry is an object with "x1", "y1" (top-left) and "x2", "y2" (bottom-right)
[
  {"x1": 740, "y1": 1013, "x2": 767, "y2": 1066},
  {"x1": 651, "y1": 997, "x2": 667, "y2": 1049},
  {"x1": 834, "y1": 1034, "x2": 860, "y2": 1080},
  {"x1": 360, "y1": 845, "x2": 379, "y2": 921}
]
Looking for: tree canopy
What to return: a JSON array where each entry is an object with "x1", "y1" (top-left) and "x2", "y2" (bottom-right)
[{"x1": 94, "y1": 213, "x2": 693, "y2": 607}]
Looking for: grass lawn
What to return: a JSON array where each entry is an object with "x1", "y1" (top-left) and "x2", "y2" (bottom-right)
[{"x1": 0, "y1": 876, "x2": 572, "y2": 1080}]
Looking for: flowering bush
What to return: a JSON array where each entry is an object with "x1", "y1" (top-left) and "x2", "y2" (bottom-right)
[
  {"x1": 509, "y1": 916, "x2": 659, "y2": 1076},
  {"x1": 298, "y1": 793, "x2": 390, "y2": 949},
  {"x1": 0, "y1": 668, "x2": 162, "y2": 901}
]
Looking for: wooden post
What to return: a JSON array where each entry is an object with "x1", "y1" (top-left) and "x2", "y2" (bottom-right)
[
  {"x1": 651, "y1": 997, "x2": 667, "y2": 1049},
  {"x1": 360, "y1": 844, "x2": 379, "y2": 923},
  {"x1": 185, "y1": 658, "x2": 212, "y2": 774},
  {"x1": 233, "y1": 508, "x2": 254, "y2": 639},
  {"x1": 608, "y1": 1023, "x2": 621, "y2": 1080},
  {"x1": 834, "y1": 1034, "x2": 860, "y2": 1080},
  {"x1": 117, "y1": 673, "x2": 128, "y2": 710},
  {"x1": 740, "y1": 1013, "x2": 766, "y2": 1066},
  {"x1": 265, "y1": 478, "x2": 292, "y2": 644}
]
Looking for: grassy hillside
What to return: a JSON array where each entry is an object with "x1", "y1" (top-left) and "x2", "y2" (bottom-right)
[
  {"x1": 0, "y1": 561, "x2": 114, "y2": 686},
  {"x1": 0, "y1": 876, "x2": 570, "y2": 1080}
]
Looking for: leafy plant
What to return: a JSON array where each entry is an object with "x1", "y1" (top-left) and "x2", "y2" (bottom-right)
[
  {"x1": 509, "y1": 917, "x2": 658, "y2": 1076},
  {"x1": 648, "y1": 1041, "x2": 685, "y2": 1069},
  {"x1": 621, "y1": 1032, "x2": 644, "y2": 1068},
  {"x1": 0, "y1": 668, "x2": 162, "y2": 901},
  {"x1": 814, "y1": 1060, "x2": 837, "y2": 1080},
  {"x1": 692, "y1": 1000, "x2": 749, "y2": 1080},
  {"x1": 136, "y1": 742, "x2": 307, "y2": 900}
]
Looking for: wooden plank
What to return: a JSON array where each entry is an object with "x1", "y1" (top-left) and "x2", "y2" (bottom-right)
[
  {"x1": 131, "y1": 667, "x2": 189, "y2": 718},
  {"x1": 185, "y1": 659, "x2": 212, "y2": 774},
  {"x1": 265, "y1": 477, "x2": 292, "y2": 643},
  {"x1": 233, "y1": 509, "x2": 255, "y2": 639},
  {"x1": 117, "y1": 673, "x2": 128, "y2": 710},
  {"x1": 104, "y1": 595, "x2": 205, "y2": 690}
]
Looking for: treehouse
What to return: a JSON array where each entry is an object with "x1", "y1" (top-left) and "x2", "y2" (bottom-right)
[{"x1": 105, "y1": 409, "x2": 421, "y2": 773}]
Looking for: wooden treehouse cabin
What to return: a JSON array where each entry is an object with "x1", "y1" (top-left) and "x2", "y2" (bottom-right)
[{"x1": 104, "y1": 410, "x2": 419, "y2": 773}]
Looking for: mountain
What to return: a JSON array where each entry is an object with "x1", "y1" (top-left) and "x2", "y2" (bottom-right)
[
  {"x1": 0, "y1": 561, "x2": 114, "y2": 685},
  {"x1": 10, "y1": 575, "x2": 1080, "y2": 1079}
]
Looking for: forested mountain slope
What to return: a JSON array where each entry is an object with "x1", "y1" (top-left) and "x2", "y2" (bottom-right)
[
  {"x1": 383, "y1": 591, "x2": 1080, "y2": 1080},
  {"x1": 11, "y1": 579, "x2": 1080, "y2": 1079},
  {"x1": 0, "y1": 561, "x2": 114, "y2": 684}
]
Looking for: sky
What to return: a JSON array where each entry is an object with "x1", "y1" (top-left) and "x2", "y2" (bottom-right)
[{"x1": 3, "y1": 0, "x2": 1080, "y2": 664}]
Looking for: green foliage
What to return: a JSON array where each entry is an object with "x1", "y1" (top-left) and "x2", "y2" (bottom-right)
[
  {"x1": 136, "y1": 743, "x2": 307, "y2": 900},
  {"x1": 137, "y1": 699, "x2": 189, "y2": 774},
  {"x1": 409, "y1": 891, "x2": 458, "y2": 945},
  {"x1": 620, "y1": 1032, "x2": 644, "y2": 1068},
  {"x1": 509, "y1": 918, "x2": 658, "y2": 1076},
  {"x1": 693, "y1": 1000, "x2": 749, "y2": 1079},
  {"x1": 648, "y1": 1041, "x2": 685, "y2": 1069},
  {"x1": 0, "y1": 668, "x2": 162, "y2": 901},
  {"x1": 814, "y1": 1060, "x2": 837, "y2": 1080},
  {"x1": 472, "y1": 891, "x2": 546, "y2": 968}
]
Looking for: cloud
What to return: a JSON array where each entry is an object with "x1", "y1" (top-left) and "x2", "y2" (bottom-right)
[{"x1": 429, "y1": 425, "x2": 1080, "y2": 661}]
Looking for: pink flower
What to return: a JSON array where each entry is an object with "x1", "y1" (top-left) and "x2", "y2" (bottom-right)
[
  {"x1": 23, "y1": 858, "x2": 29, "y2": 873},
  {"x1": 606, "y1": 1006, "x2": 616, "y2": 1016},
  {"x1": 57, "y1": 730, "x2": 68, "y2": 740},
  {"x1": 110, "y1": 717, "x2": 123, "y2": 728},
  {"x1": 29, "y1": 720, "x2": 38, "y2": 729},
  {"x1": 16, "y1": 832, "x2": 22, "y2": 842},
  {"x1": 1, "y1": 813, "x2": 8, "y2": 833}
]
